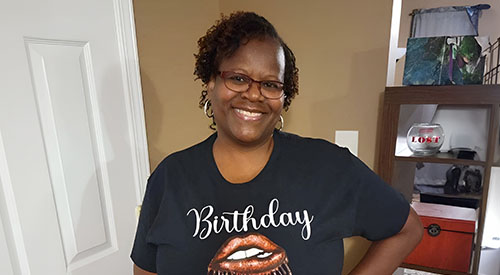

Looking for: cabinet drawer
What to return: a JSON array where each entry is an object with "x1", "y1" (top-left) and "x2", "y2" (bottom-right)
[
  {"x1": 404, "y1": 202, "x2": 477, "y2": 273},
  {"x1": 404, "y1": 223, "x2": 474, "y2": 272}
]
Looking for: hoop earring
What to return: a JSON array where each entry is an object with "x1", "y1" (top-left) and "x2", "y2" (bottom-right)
[
  {"x1": 277, "y1": 115, "x2": 284, "y2": 131},
  {"x1": 204, "y1": 100, "x2": 214, "y2": 118}
]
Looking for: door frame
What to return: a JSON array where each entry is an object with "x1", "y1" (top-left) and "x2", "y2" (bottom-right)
[{"x1": 112, "y1": 0, "x2": 151, "y2": 202}]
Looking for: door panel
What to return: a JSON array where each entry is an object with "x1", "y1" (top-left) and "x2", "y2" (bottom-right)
[
  {"x1": 0, "y1": 134, "x2": 31, "y2": 275},
  {"x1": 0, "y1": 195, "x2": 16, "y2": 275},
  {"x1": 26, "y1": 38, "x2": 117, "y2": 271}
]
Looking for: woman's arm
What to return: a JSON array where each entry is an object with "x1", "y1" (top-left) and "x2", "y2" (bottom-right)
[
  {"x1": 349, "y1": 207, "x2": 424, "y2": 275},
  {"x1": 134, "y1": 264, "x2": 157, "y2": 275}
]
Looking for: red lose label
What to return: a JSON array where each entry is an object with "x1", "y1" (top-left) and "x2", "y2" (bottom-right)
[{"x1": 411, "y1": 136, "x2": 441, "y2": 144}]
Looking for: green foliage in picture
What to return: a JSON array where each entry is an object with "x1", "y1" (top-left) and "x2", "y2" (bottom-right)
[{"x1": 403, "y1": 36, "x2": 485, "y2": 85}]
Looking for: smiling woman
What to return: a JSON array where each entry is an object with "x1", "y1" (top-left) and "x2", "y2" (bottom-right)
[
  {"x1": 131, "y1": 11, "x2": 423, "y2": 275},
  {"x1": 208, "y1": 37, "x2": 285, "y2": 152}
]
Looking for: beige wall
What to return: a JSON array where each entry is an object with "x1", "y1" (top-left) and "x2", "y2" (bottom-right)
[
  {"x1": 134, "y1": 0, "x2": 394, "y2": 171},
  {"x1": 133, "y1": 1, "x2": 218, "y2": 168},
  {"x1": 133, "y1": 0, "x2": 393, "y2": 273}
]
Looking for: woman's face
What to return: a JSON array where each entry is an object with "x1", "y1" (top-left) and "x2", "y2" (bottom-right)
[{"x1": 207, "y1": 37, "x2": 285, "y2": 146}]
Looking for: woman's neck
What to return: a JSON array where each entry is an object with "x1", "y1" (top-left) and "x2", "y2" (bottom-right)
[{"x1": 212, "y1": 134, "x2": 274, "y2": 184}]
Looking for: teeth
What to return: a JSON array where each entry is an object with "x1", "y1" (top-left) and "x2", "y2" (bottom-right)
[
  {"x1": 235, "y1": 109, "x2": 262, "y2": 117},
  {"x1": 227, "y1": 250, "x2": 247, "y2": 260},
  {"x1": 256, "y1": 252, "x2": 272, "y2": 258},
  {"x1": 227, "y1": 248, "x2": 273, "y2": 260},
  {"x1": 245, "y1": 248, "x2": 264, "y2": 258}
]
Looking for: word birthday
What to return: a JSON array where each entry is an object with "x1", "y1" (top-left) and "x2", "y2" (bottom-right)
[{"x1": 187, "y1": 198, "x2": 314, "y2": 240}]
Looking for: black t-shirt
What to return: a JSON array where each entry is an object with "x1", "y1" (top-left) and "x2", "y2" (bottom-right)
[{"x1": 131, "y1": 131, "x2": 409, "y2": 274}]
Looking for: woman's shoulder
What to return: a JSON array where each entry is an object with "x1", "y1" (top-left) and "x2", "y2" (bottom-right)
[
  {"x1": 276, "y1": 131, "x2": 350, "y2": 155},
  {"x1": 275, "y1": 131, "x2": 357, "y2": 169},
  {"x1": 154, "y1": 133, "x2": 216, "y2": 172}
]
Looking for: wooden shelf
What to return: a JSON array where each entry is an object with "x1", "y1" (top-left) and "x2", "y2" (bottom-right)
[
  {"x1": 385, "y1": 85, "x2": 500, "y2": 105},
  {"x1": 420, "y1": 192, "x2": 482, "y2": 201},
  {"x1": 377, "y1": 85, "x2": 500, "y2": 275},
  {"x1": 395, "y1": 153, "x2": 486, "y2": 166},
  {"x1": 418, "y1": 193, "x2": 482, "y2": 209}
]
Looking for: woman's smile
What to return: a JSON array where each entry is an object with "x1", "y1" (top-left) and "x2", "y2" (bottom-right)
[{"x1": 234, "y1": 107, "x2": 265, "y2": 120}]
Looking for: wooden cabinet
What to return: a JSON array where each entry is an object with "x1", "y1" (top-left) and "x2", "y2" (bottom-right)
[{"x1": 377, "y1": 85, "x2": 500, "y2": 274}]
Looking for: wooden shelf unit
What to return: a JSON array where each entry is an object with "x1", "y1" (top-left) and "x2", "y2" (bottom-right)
[
  {"x1": 394, "y1": 155, "x2": 486, "y2": 166},
  {"x1": 377, "y1": 85, "x2": 500, "y2": 275}
]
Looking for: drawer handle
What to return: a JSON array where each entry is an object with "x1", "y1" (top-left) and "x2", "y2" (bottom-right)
[{"x1": 428, "y1": 224, "x2": 441, "y2": 237}]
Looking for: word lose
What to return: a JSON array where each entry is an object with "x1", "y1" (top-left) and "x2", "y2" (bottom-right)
[{"x1": 410, "y1": 136, "x2": 441, "y2": 144}]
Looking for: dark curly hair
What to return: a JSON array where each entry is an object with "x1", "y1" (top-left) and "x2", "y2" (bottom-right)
[{"x1": 194, "y1": 11, "x2": 299, "y2": 129}]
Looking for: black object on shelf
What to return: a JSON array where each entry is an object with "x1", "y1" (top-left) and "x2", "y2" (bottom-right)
[
  {"x1": 449, "y1": 147, "x2": 476, "y2": 160},
  {"x1": 420, "y1": 193, "x2": 480, "y2": 209}
]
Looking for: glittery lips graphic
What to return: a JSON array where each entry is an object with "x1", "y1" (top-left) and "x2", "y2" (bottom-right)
[{"x1": 208, "y1": 233, "x2": 292, "y2": 275}]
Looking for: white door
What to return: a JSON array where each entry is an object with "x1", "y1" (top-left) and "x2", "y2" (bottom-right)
[{"x1": 0, "y1": 0, "x2": 149, "y2": 274}]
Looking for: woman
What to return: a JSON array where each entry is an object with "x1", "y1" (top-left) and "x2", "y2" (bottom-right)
[{"x1": 131, "y1": 11, "x2": 423, "y2": 275}]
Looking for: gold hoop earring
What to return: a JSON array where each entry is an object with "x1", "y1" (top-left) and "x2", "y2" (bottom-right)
[{"x1": 204, "y1": 100, "x2": 214, "y2": 118}]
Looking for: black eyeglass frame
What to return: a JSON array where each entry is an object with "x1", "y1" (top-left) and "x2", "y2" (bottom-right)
[{"x1": 217, "y1": 71, "x2": 286, "y2": 99}]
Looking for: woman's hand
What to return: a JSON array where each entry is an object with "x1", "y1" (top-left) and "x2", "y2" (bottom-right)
[
  {"x1": 349, "y1": 207, "x2": 424, "y2": 275},
  {"x1": 134, "y1": 264, "x2": 157, "y2": 275}
]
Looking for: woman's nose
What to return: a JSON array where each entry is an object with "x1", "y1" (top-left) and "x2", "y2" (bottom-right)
[{"x1": 242, "y1": 82, "x2": 264, "y2": 101}]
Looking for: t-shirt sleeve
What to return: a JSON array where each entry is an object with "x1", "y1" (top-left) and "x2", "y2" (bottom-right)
[
  {"x1": 130, "y1": 167, "x2": 165, "y2": 273},
  {"x1": 349, "y1": 153, "x2": 410, "y2": 241}
]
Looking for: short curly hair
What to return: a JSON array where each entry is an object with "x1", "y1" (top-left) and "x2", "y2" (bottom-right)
[{"x1": 194, "y1": 11, "x2": 299, "y2": 128}]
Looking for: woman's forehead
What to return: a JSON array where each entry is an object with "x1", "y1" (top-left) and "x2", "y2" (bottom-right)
[{"x1": 218, "y1": 38, "x2": 285, "y2": 78}]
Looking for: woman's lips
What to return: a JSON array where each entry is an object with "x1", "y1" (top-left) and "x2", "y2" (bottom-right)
[
  {"x1": 234, "y1": 108, "x2": 264, "y2": 121},
  {"x1": 208, "y1": 233, "x2": 287, "y2": 273}
]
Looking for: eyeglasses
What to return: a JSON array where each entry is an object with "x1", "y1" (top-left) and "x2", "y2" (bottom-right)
[{"x1": 218, "y1": 71, "x2": 285, "y2": 99}]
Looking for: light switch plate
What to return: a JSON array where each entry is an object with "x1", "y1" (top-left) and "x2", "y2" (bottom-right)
[{"x1": 335, "y1": 130, "x2": 358, "y2": 156}]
